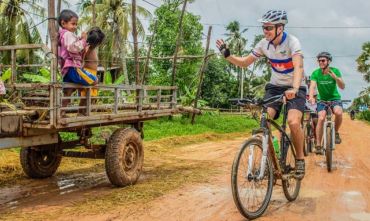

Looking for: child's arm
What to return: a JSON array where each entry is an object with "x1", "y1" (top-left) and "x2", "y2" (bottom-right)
[{"x1": 64, "y1": 32, "x2": 87, "y2": 53}]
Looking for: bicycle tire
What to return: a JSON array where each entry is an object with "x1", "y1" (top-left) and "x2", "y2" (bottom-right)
[
  {"x1": 231, "y1": 137, "x2": 274, "y2": 220},
  {"x1": 325, "y1": 126, "x2": 333, "y2": 172},
  {"x1": 281, "y1": 135, "x2": 301, "y2": 201},
  {"x1": 303, "y1": 124, "x2": 309, "y2": 156}
]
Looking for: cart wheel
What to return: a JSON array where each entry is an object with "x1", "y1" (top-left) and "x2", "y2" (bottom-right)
[
  {"x1": 105, "y1": 128, "x2": 144, "y2": 187},
  {"x1": 20, "y1": 143, "x2": 62, "y2": 178}
]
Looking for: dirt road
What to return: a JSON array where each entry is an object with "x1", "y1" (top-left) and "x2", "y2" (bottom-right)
[{"x1": 1, "y1": 115, "x2": 369, "y2": 220}]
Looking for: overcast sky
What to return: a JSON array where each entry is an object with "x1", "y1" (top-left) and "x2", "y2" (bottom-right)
[{"x1": 58, "y1": 0, "x2": 370, "y2": 102}]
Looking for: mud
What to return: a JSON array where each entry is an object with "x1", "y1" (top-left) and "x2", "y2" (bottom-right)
[{"x1": 0, "y1": 114, "x2": 369, "y2": 220}]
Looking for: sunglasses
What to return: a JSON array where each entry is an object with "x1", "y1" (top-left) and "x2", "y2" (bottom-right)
[
  {"x1": 262, "y1": 26, "x2": 275, "y2": 31},
  {"x1": 318, "y1": 59, "x2": 327, "y2": 63}
]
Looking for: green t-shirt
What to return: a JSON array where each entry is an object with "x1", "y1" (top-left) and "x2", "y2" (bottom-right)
[{"x1": 310, "y1": 67, "x2": 342, "y2": 101}]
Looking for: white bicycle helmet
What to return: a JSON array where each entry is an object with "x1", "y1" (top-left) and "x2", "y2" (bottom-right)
[{"x1": 258, "y1": 10, "x2": 288, "y2": 25}]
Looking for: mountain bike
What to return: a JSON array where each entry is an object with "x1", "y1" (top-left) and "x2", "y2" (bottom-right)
[
  {"x1": 319, "y1": 100, "x2": 350, "y2": 172},
  {"x1": 230, "y1": 94, "x2": 301, "y2": 220},
  {"x1": 303, "y1": 109, "x2": 316, "y2": 155}
]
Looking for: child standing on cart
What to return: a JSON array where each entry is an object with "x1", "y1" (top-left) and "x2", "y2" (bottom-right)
[{"x1": 57, "y1": 9, "x2": 98, "y2": 116}]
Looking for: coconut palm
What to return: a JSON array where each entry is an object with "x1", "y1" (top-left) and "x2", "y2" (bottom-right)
[
  {"x1": 356, "y1": 41, "x2": 370, "y2": 83},
  {"x1": 78, "y1": 0, "x2": 152, "y2": 85},
  {"x1": 0, "y1": 0, "x2": 44, "y2": 64}
]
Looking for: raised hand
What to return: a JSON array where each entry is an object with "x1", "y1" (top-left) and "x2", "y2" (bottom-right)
[{"x1": 216, "y1": 39, "x2": 230, "y2": 58}]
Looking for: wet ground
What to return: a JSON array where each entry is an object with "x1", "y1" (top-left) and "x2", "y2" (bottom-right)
[{"x1": 0, "y1": 115, "x2": 369, "y2": 220}]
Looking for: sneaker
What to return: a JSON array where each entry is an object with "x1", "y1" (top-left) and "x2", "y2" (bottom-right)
[
  {"x1": 335, "y1": 132, "x2": 341, "y2": 144},
  {"x1": 315, "y1": 146, "x2": 324, "y2": 155},
  {"x1": 294, "y1": 159, "x2": 305, "y2": 180}
]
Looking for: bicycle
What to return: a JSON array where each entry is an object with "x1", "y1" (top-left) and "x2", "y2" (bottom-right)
[
  {"x1": 303, "y1": 109, "x2": 316, "y2": 155},
  {"x1": 318, "y1": 100, "x2": 350, "y2": 172},
  {"x1": 230, "y1": 94, "x2": 301, "y2": 220}
]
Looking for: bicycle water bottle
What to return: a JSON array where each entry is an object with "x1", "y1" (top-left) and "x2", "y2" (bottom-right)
[{"x1": 272, "y1": 136, "x2": 280, "y2": 158}]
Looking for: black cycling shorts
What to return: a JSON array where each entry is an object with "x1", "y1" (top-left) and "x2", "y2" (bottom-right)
[{"x1": 263, "y1": 83, "x2": 307, "y2": 120}]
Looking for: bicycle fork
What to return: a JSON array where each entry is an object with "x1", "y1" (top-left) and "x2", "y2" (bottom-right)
[{"x1": 246, "y1": 133, "x2": 269, "y2": 181}]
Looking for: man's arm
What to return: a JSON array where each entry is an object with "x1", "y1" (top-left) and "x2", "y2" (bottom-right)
[
  {"x1": 226, "y1": 54, "x2": 257, "y2": 68},
  {"x1": 216, "y1": 39, "x2": 257, "y2": 68},
  {"x1": 329, "y1": 71, "x2": 345, "y2": 89},
  {"x1": 292, "y1": 54, "x2": 304, "y2": 92},
  {"x1": 284, "y1": 54, "x2": 304, "y2": 100},
  {"x1": 309, "y1": 80, "x2": 317, "y2": 104}
]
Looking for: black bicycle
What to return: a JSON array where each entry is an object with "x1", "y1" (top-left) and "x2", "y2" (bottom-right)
[
  {"x1": 230, "y1": 94, "x2": 301, "y2": 220},
  {"x1": 303, "y1": 109, "x2": 316, "y2": 155}
]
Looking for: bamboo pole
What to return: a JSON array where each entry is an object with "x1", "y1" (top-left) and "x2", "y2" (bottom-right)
[
  {"x1": 132, "y1": 0, "x2": 140, "y2": 85},
  {"x1": 191, "y1": 26, "x2": 212, "y2": 124},
  {"x1": 171, "y1": 0, "x2": 188, "y2": 87},
  {"x1": 48, "y1": 0, "x2": 58, "y2": 127},
  {"x1": 141, "y1": 20, "x2": 158, "y2": 85}
]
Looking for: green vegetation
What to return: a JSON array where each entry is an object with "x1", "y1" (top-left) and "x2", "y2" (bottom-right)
[
  {"x1": 143, "y1": 113, "x2": 258, "y2": 141},
  {"x1": 358, "y1": 110, "x2": 370, "y2": 122}
]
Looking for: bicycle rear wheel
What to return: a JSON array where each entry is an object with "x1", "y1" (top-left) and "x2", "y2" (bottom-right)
[
  {"x1": 325, "y1": 126, "x2": 333, "y2": 172},
  {"x1": 281, "y1": 135, "x2": 301, "y2": 201},
  {"x1": 231, "y1": 137, "x2": 274, "y2": 220}
]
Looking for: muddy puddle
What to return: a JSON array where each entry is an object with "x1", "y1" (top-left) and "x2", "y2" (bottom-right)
[{"x1": 0, "y1": 171, "x2": 110, "y2": 212}]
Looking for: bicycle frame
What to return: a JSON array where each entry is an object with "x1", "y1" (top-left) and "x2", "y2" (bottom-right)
[
  {"x1": 321, "y1": 104, "x2": 336, "y2": 151},
  {"x1": 250, "y1": 102, "x2": 296, "y2": 181}
]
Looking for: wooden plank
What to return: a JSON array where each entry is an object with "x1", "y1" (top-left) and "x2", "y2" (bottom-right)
[
  {"x1": 11, "y1": 49, "x2": 16, "y2": 83},
  {"x1": 0, "y1": 44, "x2": 44, "y2": 51},
  {"x1": 0, "y1": 133, "x2": 58, "y2": 150},
  {"x1": 0, "y1": 110, "x2": 36, "y2": 117},
  {"x1": 21, "y1": 97, "x2": 50, "y2": 101},
  {"x1": 59, "y1": 109, "x2": 177, "y2": 124},
  {"x1": 86, "y1": 88, "x2": 91, "y2": 116},
  {"x1": 2, "y1": 64, "x2": 46, "y2": 68},
  {"x1": 58, "y1": 111, "x2": 179, "y2": 128},
  {"x1": 114, "y1": 88, "x2": 119, "y2": 114},
  {"x1": 157, "y1": 89, "x2": 161, "y2": 109}
]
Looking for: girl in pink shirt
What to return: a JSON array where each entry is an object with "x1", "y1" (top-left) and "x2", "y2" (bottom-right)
[{"x1": 57, "y1": 9, "x2": 98, "y2": 116}]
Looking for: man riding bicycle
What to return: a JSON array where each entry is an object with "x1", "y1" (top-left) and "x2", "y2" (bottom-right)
[
  {"x1": 309, "y1": 52, "x2": 345, "y2": 154},
  {"x1": 216, "y1": 10, "x2": 306, "y2": 179}
]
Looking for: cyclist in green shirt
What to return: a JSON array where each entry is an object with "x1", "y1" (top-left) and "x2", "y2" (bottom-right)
[{"x1": 308, "y1": 52, "x2": 345, "y2": 154}]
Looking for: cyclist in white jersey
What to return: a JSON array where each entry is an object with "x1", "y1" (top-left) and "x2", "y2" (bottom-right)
[{"x1": 216, "y1": 10, "x2": 306, "y2": 179}]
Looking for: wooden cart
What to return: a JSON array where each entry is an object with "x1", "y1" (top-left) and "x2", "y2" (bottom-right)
[{"x1": 0, "y1": 44, "x2": 180, "y2": 187}]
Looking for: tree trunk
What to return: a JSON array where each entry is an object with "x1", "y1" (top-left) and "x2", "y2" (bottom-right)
[{"x1": 92, "y1": 0, "x2": 96, "y2": 26}]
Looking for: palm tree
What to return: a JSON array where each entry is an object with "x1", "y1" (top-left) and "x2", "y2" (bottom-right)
[
  {"x1": 79, "y1": 0, "x2": 152, "y2": 85},
  {"x1": 225, "y1": 21, "x2": 248, "y2": 98},
  {"x1": 0, "y1": 0, "x2": 44, "y2": 64},
  {"x1": 356, "y1": 41, "x2": 370, "y2": 83}
]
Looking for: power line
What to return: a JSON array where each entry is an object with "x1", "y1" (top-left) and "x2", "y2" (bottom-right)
[
  {"x1": 203, "y1": 23, "x2": 370, "y2": 29},
  {"x1": 141, "y1": 0, "x2": 159, "y2": 8}
]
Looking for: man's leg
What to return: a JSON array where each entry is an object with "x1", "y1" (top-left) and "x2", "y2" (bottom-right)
[
  {"x1": 333, "y1": 105, "x2": 343, "y2": 144},
  {"x1": 287, "y1": 109, "x2": 304, "y2": 160},
  {"x1": 287, "y1": 109, "x2": 306, "y2": 180},
  {"x1": 267, "y1": 107, "x2": 277, "y2": 119},
  {"x1": 316, "y1": 110, "x2": 326, "y2": 149}
]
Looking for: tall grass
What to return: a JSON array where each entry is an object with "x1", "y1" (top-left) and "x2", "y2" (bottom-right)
[{"x1": 143, "y1": 113, "x2": 259, "y2": 141}]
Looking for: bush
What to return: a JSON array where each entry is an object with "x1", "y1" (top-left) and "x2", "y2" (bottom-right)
[{"x1": 358, "y1": 110, "x2": 370, "y2": 122}]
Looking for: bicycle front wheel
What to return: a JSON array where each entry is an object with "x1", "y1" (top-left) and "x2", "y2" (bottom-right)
[
  {"x1": 303, "y1": 124, "x2": 310, "y2": 156},
  {"x1": 231, "y1": 137, "x2": 274, "y2": 220},
  {"x1": 325, "y1": 126, "x2": 333, "y2": 172},
  {"x1": 281, "y1": 135, "x2": 301, "y2": 201}
]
